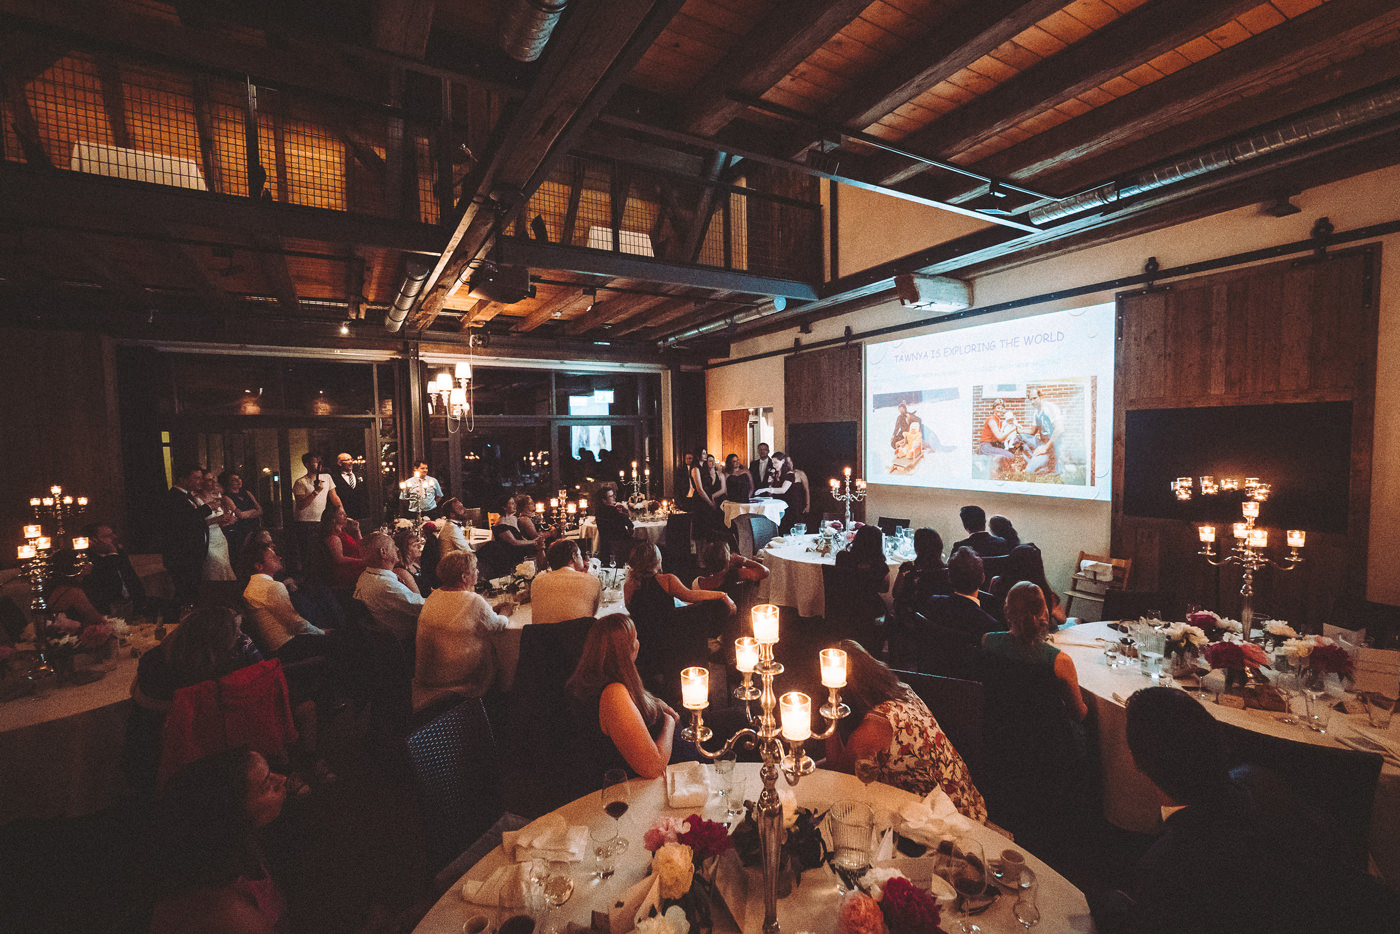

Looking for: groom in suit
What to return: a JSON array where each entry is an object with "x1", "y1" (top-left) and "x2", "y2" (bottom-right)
[
  {"x1": 332, "y1": 452, "x2": 370, "y2": 523},
  {"x1": 749, "y1": 442, "x2": 773, "y2": 492},
  {"x1": 159, "y1": 464, "x2": 213, "y2": 609}
]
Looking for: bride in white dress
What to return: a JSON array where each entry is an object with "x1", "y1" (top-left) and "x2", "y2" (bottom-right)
[{"x1": 200, "y1": 477, "x2": 237, "y2": 581}]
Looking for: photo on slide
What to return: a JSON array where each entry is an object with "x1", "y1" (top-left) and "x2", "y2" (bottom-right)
[
  {"x1": 970, "y1": 380, "x2": 1097, "y2": 487},
  {"x1": 871, "y1": 388, "x2": 961, "y2": 480}
]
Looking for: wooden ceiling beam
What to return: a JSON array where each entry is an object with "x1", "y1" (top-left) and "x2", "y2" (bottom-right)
[
  {"x1": 373, "y1": 0, "x2": 437, "y2": 59},
  {"x1": 607, "y1": 296, "x2": 698, "y2": 336},
  {"x1": 409, "y1": 0, "x2": 687, "y2": 330},
  {"x1": 251, "y1": 234, "x2": 300, "y2": 314},
  {"x1": 563, "y1": 291, "x2": 666, "y2": 336},
  {"x1": 162, "y1": 233, "x2": 239, "y2": 315},
  {"x1": 678, "y1": 0, "x2": 869, "y2": 137},
  {"x1": 95, "y1": 57, "x2": 132, "y2": 149},
  {"x1": 29, "y1": 228, "x2": 147, "y2": 311},
  {"x1": 514, "y1": 286, "x2": 597, "y2": 333},
  {"x1": 457, "y1": 297, "x2": 490, "y2": 332},
  {"x1": 868, "y1": 0, "x2": 1264, "y2": 186}
]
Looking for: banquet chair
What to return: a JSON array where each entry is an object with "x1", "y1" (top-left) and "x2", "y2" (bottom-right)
[
  {"x1": 403, "y1": 696, "x2": 504, "y2": 877},
  {"x1": 1063, "y1": 551, "x2": 1131, "y2": 619},
  {"x1": 877, "y1": 516, "x2": 910, "y2": 537},
  {"x1": 661, "y1": 512, "x2": 696, "y2": 580},
  {"x1": 895, "y1": 669, "x2": 986, "y2": 785},
  {"x1": 634, "y1": 600, "x2": 718, "y2": 708},
  {"x1": 891, "y1": 610, "x2": 981, "y2": 681},
  {"x1": 733, "y1": 514, "x2": 778, "y2": 557},
  {"x1": 822, "y1": 564, "x2": 885, "y2": 654},
  {"x1": 1216, "y1": 719, "x2": 1382, "y2": 874}
]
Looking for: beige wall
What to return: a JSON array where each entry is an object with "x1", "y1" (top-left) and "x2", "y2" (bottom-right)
[
  {"x1": 709, "y1": 162, "x2": 1400, "y2": 606},
  {"x1": 832, "y1": 183, "x2": 993, "y2": 279}
]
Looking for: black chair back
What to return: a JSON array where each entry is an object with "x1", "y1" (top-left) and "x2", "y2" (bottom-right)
[
  {"x1": 894, "y1": 610, "x2": 981, "y2": 681},
  {"x1": 732, "y1": 514, "x2": 778, "y2": 557},
  {"x1": 1101, "y1": 589, "x2": 1182, "y2": 622},
  {"x1": 895, "y1": 669, "x2": 986, "y2": 784},
  {"x1": 474, "y1": 539, "x2": 516, "y2": 582},
  {"x1": 877, "y1": 516, "x2": 910, "y2": 536},
  {"x1": 340, "y1": 597, "x2": 413, "y2": 732},
  {"x1": 822, "y1": 563, "x2": 885, "y2": 649},
  {"x1": 0, "y1": 596, "x2": 28, "y2": 644},
  {"x1": 1217, "y1": 719, "x2": 1382, "y2": 873},
  {"x1": 661, "y1": 513, "x2": 696, "y2": 580},
  {"x1": 634, "y1": 601, "x2": 717, "y2": 708},
  {"x1": 404, "y1": 697, "x2": 503, "y2": 875},
  {"x1": 420, "y1": 530, "x2": 442, "y2": 590}
]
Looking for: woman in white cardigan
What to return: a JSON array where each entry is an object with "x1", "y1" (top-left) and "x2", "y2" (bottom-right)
[{"x1": 414, "y1": 550, "x2": 515, "y2": 700}]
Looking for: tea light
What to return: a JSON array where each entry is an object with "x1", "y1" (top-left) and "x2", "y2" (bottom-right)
[
  {"x1": 820, "y1": 648, "x2": 847, "y2": 688},
  {"x1": 644, "y1": 468, "x2": 650, "y2": 477},
  {"x1": 1199, "y1": 476, "x2": 1218, "y2": 495},
  {"x1": 1198, "y1": 525, "x2": 1216, "y2": 544},
  {"x1": 1287, "y1": 529, "x2": 1306, "y2": 549},
  {"x1": 735, "y1": 637, "x2": 759, "y2": 673},
  {"x1": 1248, "y1": 528, "x2": 1268, "y2": 548},
  {"x1": 1232, "y1": 522, "x2": 1249, "y2": 540},
  {"x1": 72, "y1": 536, "x2": 89, "y2": 551},
  {"x1": 752, "y1": 604, "x2": 779, "y2": 644},
  {"x1": 550, "y1": 498, "x2": 559, "y2": 509},
  {"x1": 567, "y1": 503, "x2": 577, "y2": 515},
  {"x1": 779, "y1": 692, "x2": 811, "y2": 741},
  {"x1": 24, "y1": 524, "x2": 41, "y2": 539},
  {"x1": 1242, "y1": 501, "x2": 1260, "y2": 519},
  {"x1": 17, "y1": 544, "x2": 36, "y2": 560},
  {"x1": 1220, "y1": 477, "x2": 1239, "y2": 491},
  {"x1": 35, "y1": 536, "x2": 51, "y2": 551},
  {"x1": 681, "y1": 667, "x2": 709, "y2": 709},
  {"x1": 579, "y1": 498, "x2": 589, "y2": 510}
]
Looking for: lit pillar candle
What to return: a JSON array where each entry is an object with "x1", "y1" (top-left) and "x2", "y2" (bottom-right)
[
  {"x1": 843, "y1": 467, "x2": 851, "y2": 479},
  {"x1": 735, "y1": 637, "x2": 759, "y2": 673},
  {"x1": 50, "y1": 485, "x2": 61, "y2": 496},
  {"x1": 77, "y1": 497, "x2": 88, "y2": 507},
  {"x1": 779, "y1": 692, "x2": 811, "y2": 741},
  {"x1": 644, "y1": 468, "x2": 650, "y2": 478},
  {"x1": 579, "y1": 498, "x2": 588, "y2": 511},
  {"x1": 1242, "y1": 501, "x2": 1260, "y2": 519},
  {"x1": 1287, "y1": 529, "x2": 1306, "y2": 549},
  {"x1": 752, "y1": 604, "x2": 779, "y2": 644},
  {"x1": 549, "y1": 498, "x2": 559, "y2": 509},
  {"x1": 567, "y1": 503, "x2": 577, "y2": 516},
  {"x1": 1248, "y1": 528, "x2": 1268, "y2": 548},
  {"x1": 856, "y1": 479, "x2": 865, "y2": 491},
  {"x1": 35, "y1": 537, "x2": 51, "y2": 551},
  {"x1": 24, "y1": 524, "x2": 42, "y2": 539},
  {"x1": 536, "y1": 503, "x2": 545, "y2": 514},
  {"x1": 62, "y1": 496, "x2": 73, "y2": 505},
  {"x1": 681, "y1": 667, "x2": 709, "y2": 709},
  {"x1": 17, "y1": 544, "x2": 36, "y2": 560},
  {"x1": 1232, "y1": 522, "x2": 1249, "y2": 540},
  {"x1": 42, "y1": 498, "x2": 53, "y2": 507},
  {"x1": 29, "y1": 498, "x2": 40, "y2": 507},
  {"x1": 820, "y1": 648, "x2": 847, "y2": 688},
  {"x1": 1198, "y1": 525, "x2": 1216, "y2": 544},
  {"x1": 72, "y1": 537, "x2": 89, "y2": 551}
]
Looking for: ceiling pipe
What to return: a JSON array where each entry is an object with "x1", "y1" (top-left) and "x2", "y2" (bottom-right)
[
  {"x1": 1030, "y1": 80, "x2": 1400, "y2": 225},
  {"x1": 384, "y1": 261, "x2": 430, "y2": 333},
  {"x1": 663, "y1": 298, "x2": 793, "y2": 348},
  {"x1": 499, "y1": 0, "x2": 570, "y2": 63}
]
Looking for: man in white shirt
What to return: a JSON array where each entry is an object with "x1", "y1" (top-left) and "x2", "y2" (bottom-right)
[
  {"x1": 437, "y1": 497, "x2": 474, "y2": 557},
  {"x1": 353, "y1": 531, "x2": 424, "y2": 642},
  {"x1": 400, "y1": 460, "x2": 444, "y2": 517},
  {"x1": 292, "y1": 452, "x2": 340, "y2": 568},
  {"x1": 530, "y1": 539, "x2": 602, "y2": 625},
  {"x1": 242, "y1": 542, "x2": 327, "y2": 658}
]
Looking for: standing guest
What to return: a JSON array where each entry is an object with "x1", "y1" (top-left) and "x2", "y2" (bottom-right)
[
  {"x1": 623, "y1": 542, "x2": 734, "y2": 625},
  {"x1": 399, "y1": 460, "x2": 444, "y2": 518},
  {"x1": 748, "y1": 443, "x2": 773, "y2": 495},
  {"x1": 219, "y1": 471, "x2": 263, "y2": 557},
  {"x1": 951, "y1": 505, "x2": 1010, "y2": 558},
  {"x1": 149, "y1": 748, "x2": 290, "y2": 934},
  {"x1": 723, "y1": 453, "x2": 752, "y2": 503},
  {"x1": 891, "y1": 527, "x2": 950, "y2": 616},
  {"x1": 414, "y1": 551, "x2": 514, "y2": 700},
  {"x1": 755, "y1": 452, "x2": 807, "y2": 533},
  {"x1": 982, "y1": 582, "x2": 1086, "y2": 720},
  {"x1": 437, "y1": 497, "x2": 475, "y2": 558},
  {"x1": 240, "y1": 542, "x2": 329, "y2": 662},
  {"x1": 988, "y1": 515, "x2": 1020, "y2": 549},
  {"x1": 392, "y1": 526, "x2": 431, "y2": 597},
  {"x1": 292, "y1": 453, "x2": 340, "y2": 568},
  {"x1": 823, "y1": 640, "x2": 987, "y2": 821},
  {"x1": 352, "y1": 531, "x2": 424, "y2": 643},
  {"x1": 331, "y1": 452, "x2": 370, "y2": 524},
  {"x1": 675, "y1": 451, "x2": 696, "y2": 505},
  {"x1": 200, "y1": 472, "x2": 238, "y2": 582},
  {"x1": 158, "y1": 464, "x2": 214, "y2": 608},
  {"x1": 592, "y1": 485, "x2": 635, "y2": 564},
  {"x1": 81, "y1": 522, "x2": 149, "y2": 616},
  {"x1": 689, "y1": 451, "x2": 725, "y2": 536},
  {"x1": 989, "y1": 543, "x2": 1066, "y2": 629},
  {"x1": 308, "y1": 506, "x2": 364, "y2": 590},
  {"x1": 531, "y1": 539, "x2": 602, "y2": 626}
]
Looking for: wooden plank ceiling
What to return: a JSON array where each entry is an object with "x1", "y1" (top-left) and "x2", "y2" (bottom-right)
[{"x1": 2, "y1": 0, "x2": 1400, "y2": 353}]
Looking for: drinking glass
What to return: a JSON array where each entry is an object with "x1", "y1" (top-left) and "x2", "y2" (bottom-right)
[
  {"x1": 1012, "y1": 867, "x2": 1040, "y2": 928},
  {"x1": 1102, "y1": 641, "x2": 1120, "y2": 667},
  {"x1": 791, "y1": 523, "x2": 806, "y2": 537},
  {"x1": 1364, "y1": 694, "x2": 1397, "y2": 730},
  {"x1": 1301, "y1": 670, "x2": 1331, "y2": 732},
  {"x1": 828, "y1": 800, "x2": 875, "y2": 893},
  {"x1": 590, "y1": 820, "x2": 619, "y2": 880},
  {"x1": 950, "y1": 835, "x2": 989, "y2": 934},
  {"x1": 1273, "y1": 667, "x2": 1300, "y2": 725},
  {"x1": 601, "y1": 769, "x2": 630, "y2": 853},
  {"x1": 543, "y1": 859, "x2": 574, "y2": 909},
  {"x1": 713, "y1": 755, "x2": 743, "y2": 819}
]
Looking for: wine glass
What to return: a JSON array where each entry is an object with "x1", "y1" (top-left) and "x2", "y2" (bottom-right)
[
  {"x1": 1301, "y1": 668, "x2": 1329, "y2": 731},
  {"x1": 1012, "y1": 867, "x2": 1040, "y2": 928},
  {"x1": 950, "y1": 836, "x2": 988, "y2": 934},
  {"x1": 601, "y1": 769, "x2": 630, "y2": 853},
  {"x1": 541, "y1": 858, "x2": 574, "y2": 934},
  {"x1": 1273, "y1": 664, "x2": 1300, "y2": 725}
]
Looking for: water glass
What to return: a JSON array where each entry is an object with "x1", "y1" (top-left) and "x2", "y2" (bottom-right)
[
  {"x1": 791, "y1": 523, "x2": 806, "y2": 537},
  {"x1": 1364, "y1": 694, "x2": 1396, "y2": 730},
  {"x1": 590, "y1": 821, "x2": 619, "y2": 880},
  {"x1": 1304, "y1": 691, "x2": 1333, "y2": 732},
  {"x1": 713, "y1": 756, "x2": 743, "y2": 819},
  {"x1": 828, "y1": 800, "x2": 875, "y2": 892},
  {"x1": 1013, "y1": 867, "x2": 1040, "y2": 928},
  {"x1": 1103, "y1": 641, "x2": 1120, "y2": 667}
]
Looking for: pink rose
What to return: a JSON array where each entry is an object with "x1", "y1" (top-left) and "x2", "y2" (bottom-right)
[{"x1": 643, "y1": 816, "x2": 690, "y2": 852}]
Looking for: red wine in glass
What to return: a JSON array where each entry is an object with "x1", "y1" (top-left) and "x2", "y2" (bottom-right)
[
  {"x1": 603, "y1": 801, "x2": 629, "y2": 820},
  {"x1": 602, "y1": 769, "x2": 630, "y2": 852}
]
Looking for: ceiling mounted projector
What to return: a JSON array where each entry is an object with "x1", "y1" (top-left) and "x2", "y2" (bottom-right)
[
  {"x1": 895, "y1": 273, "x2": 972, "y2": 314},
  {"x1": 468, "y1": 264, "x2": 534, "y2": 304}
]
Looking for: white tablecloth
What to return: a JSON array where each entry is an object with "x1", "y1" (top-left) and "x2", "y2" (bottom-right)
[
  {"x1": 412, "y1": 765, "x2": 1094, "y2": 934},
  {"x1": 578, "y1": 515, "x2": 668, "y2": 555},
  {"x1": 721, "y1": 497, "x2": 786, "y2": 529},
  {"x1": 757, "y1": 535, "x2": 904, "y2": 618},
  {"x1": 1052, "y1": 620, "x2": 1400, "y2": 885}
]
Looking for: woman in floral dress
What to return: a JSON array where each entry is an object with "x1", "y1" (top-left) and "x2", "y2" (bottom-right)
[{"x1": 824, "y1": 639, "x2": 987, "y2": 822}]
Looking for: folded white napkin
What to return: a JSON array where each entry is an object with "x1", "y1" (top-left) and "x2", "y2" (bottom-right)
[
  {"x1": 460, "y1": 862, "x2": 531, "y2": 907},
  {"x1": 892, "y1": 787, "x2": 977, "y2": 845},
  {"x1": 667, "y1": 761, "x2": 711, "y2": 808},
  {"x1": 609, "y1": 872, "x2": 663, "y2": 934},
  {"x1": 501, "y1": 812, "x2": 589, "y2": 862}
]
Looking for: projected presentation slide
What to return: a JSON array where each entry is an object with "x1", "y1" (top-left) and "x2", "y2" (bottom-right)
[{"x1": 864, "y1": 304, "x2": 1116, "y2": 501}]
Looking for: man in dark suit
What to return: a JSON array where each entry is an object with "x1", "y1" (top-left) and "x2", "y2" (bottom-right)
[
  {"x1": 952, "y1": 505, "x2": 1011, "y2": 558},
  {"x1": 332, "y1": 452, "x2": 370, "y2": 523},
  {"x1": 903, "y1": 545, "x2": 1001, "y2": 677},
  {"x1": 81, "y1": 522, "x2": 149, "y2": 616},
  {"x1": 159, "y1": 464, "x2": 214, "y2": 609},
  {"x1": 923, "y1": 546, "x2": 999, "y2": 641},
  {"x1": 749, "y1": 442, "x2": 773, "y2": 492}
]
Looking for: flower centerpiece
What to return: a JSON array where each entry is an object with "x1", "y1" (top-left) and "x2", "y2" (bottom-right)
[
  {"x1": 1204, "y1": 639, "x2": 1273, "y2": 705},
  {"x1": 730, "y1": 801, "x2": 828, "y2": 893},
  {"x1": 1188, "y1": 610, "x2": 1245, "y2": 642},
  {"x1": 642, "y1": 814, "x2": 734, "y2": 932},
  {"x1": 1162, "y1": 621, "x2": 1209, "y2": 677},
  {"x1": 838, "y1": 871, "x2": 946, "y2": 934},
  {"x1": 1279, "y1": 635, "x2": 1354, "y2": 680}
]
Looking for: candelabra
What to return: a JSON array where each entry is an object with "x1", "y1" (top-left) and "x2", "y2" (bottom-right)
[
  {"x1": 29, "y1": 485, "x2": 88, "y2": 540},
  {"x1": 619, "y1": 461, "x2": 650, "y2": 505},
  {"x1": 678, "y1": 605, "x2": 849, "y2": 934},
  {"x1": 827, "y1": 467, "x2": 866, "y2": 531},
  {"x1": 18, "y1": 489, "x2": 91, "y2": 671},
  {"x1": 1178, "y1": 476, "x2": 1303, "y2": 640}
]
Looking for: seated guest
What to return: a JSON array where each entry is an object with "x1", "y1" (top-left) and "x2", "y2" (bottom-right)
[
  {"x1": 834, "y1": 525, "x2": 891, "y2": 603},
  {"x1": 891, "y1": 527, "x2": 950, "y2": 616},
  {"x1": 989, "y1": 543, "x2": 1065, "y2": 629},
  {"x1": 1092, "y1": 688, "x2": 1364, "y2": 934},
  {"x1": 951, "y1": 505, "x2": 1011, "y2": 558},
  {"x1": 722, "y1": 453, "x2": 752, "y2": 503},
  {"x1": 415, "y1": 552, "x2": 514, "y2": 699},
  {"x1": 531, "y1": 539, "x2": 602, "y2": 626},
  {"x1": 352, "y1": 531, "x2": 424, "y2": 642},
  {"x1": 925, "y1": 547, "x2": 999, "y2": 636},
  {"x1": 392, "y1": 526, "x2": 430, "y2": 597},
  {"x1": 692, "y1": 540, "x2": 768, "y2": 593},
  {"x1": 241, "y1": 542, "x2": 330, "y2": 661},
  {"x1": 436, "y1": 497, "x2": 474, "y2": 558},
  {"x1": 45, "y1": 548, "x2": 110, "y2": 627},
  {"x1": 907, "y1": 547, "x2": 1000, "y2": 678},
  {"x1": 624, "y1": 542, "x2": 734, "y2": 625},
  {"x1": 988, "y1": 515, "x2": 1020, "y2": 549},
  {"x1": 81, "y1": 522, "x2": 150, "y2": 616},
  {"x1": 491, "y1": 495, "x2": 537, "y2": 556},
  {"x1": 592, "y1": 485, "x2": 635, "y2": 564},
  {"x1": 149, "y1": 748, "x2": 290, "y2": 934},
  {"x1": 564, "y1": 613, "x2": 683, "y2": 780},
  {"x1": 308, "y1": 506, "x2": 365, "y2": 590},
  {"x1": 516, "y1": 494, "x2": 556, "y2": 544},
  {"x1": 982, "y1": 582, "x2": 1085, "y2": 720},
  {"x1": 824, "y1": 639, "x2": 987, "y2": 821}
]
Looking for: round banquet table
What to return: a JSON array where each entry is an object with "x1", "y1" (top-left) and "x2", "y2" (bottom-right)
[
  {"x1": 0, "y1": 623, "x2": 169, "y2": 825},
  {"x1": 721, "y1": 497, "x2": 786, "y2": 529},
  {"x1": 1051, "y1": 620, "x2": 1400, "y2": 885},
  {"x1": 578, "y1": 515, "x2": 669, "y2": 555},
  {"x1": 412, "y1": 764, "x2": 1095, "y2": 934},
  {"x1": 757, "y1": 534, "x2": 904, "y2": 618}
]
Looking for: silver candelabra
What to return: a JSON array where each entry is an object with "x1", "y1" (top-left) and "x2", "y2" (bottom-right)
[{"x1": 828, "y1": 468, "x2": 866, "y2": 531}]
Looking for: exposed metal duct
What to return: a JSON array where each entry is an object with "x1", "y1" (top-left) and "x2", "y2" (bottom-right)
[
  {"x1": 384, "y1": 261, "x2": 430, "y2": 333},
  {"x1": 500, "y1": 0, "x2": 569, "y2": 63},
  {"x1": 663, "y1": 300, "x2": 788, "y2": 347},
  {"x1": 1030, "y1": 82, "x2": 1400, "y2": 225}
]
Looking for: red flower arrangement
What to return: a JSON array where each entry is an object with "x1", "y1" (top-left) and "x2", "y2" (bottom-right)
[
  {"x1": 1204, "y1": 641, "x2": 1269, "y2": 672},
  {"x1": 678, "y1": 813, "x2": 733, "y2": 861},
  {"x1": 879, "y1": 876, "x2": 944, "y2": 934},
  {"x1": 1306, "y1": 643, "x2": 1354, "y2": 677}
]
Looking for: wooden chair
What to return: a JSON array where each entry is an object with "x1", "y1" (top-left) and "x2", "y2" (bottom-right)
[
  {"x1": 1063, "y1": 551, "x2": 1131, "y2": 619},
  {"x1": 404, "y1": 696, "x2": 504, "y2": 876}
]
